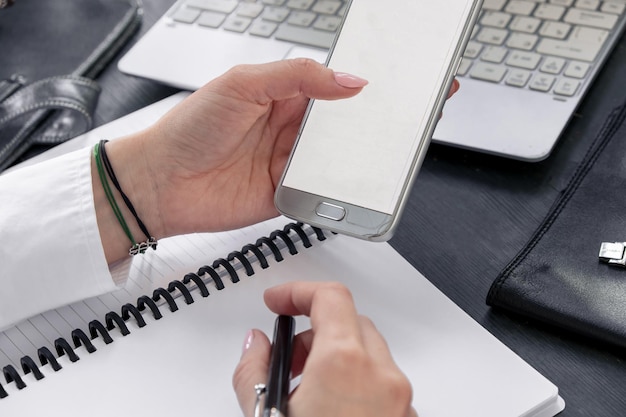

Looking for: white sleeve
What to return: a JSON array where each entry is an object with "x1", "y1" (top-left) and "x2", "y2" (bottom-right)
[{"x1": 0, "y1": 146, "x2": 124, "y2": 331}]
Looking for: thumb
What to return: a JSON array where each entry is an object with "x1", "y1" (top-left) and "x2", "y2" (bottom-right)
[
  {"x1": 233, "y1": 329, "x2": 271, "y2": 417},
  {"x1": 219, "y1": 58, "x2": 368, "y2": 105}
]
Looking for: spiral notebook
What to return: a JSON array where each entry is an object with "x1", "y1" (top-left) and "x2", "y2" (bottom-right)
[{"x1": 0, "y1": 95, "x2": 564, "y2": 416}]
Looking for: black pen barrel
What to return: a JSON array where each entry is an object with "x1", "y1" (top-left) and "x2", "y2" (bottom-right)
[{"x1": 264, "y1": 315, "x2": 295, "y2": 417}]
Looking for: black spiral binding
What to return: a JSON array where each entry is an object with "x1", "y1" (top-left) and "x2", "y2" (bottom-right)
[{"x1": 0, "y1": 222, "x2": 328, "y2": 399}]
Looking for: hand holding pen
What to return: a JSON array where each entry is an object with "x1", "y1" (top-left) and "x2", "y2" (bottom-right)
[{"x1": 233, "y1": 281, "x2": 417, "y2": 417}]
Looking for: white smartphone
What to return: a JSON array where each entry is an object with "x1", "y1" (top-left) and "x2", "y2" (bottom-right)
[{"x1": 275, "y1": 0, "x2": 482, "y2": 241}]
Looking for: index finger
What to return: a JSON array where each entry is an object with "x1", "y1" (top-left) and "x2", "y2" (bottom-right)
[{"x1": 264, "y1": 281, "x2": 362, "y2": 343}]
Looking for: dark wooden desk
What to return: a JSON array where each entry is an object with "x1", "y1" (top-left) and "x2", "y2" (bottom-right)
[{"x1": 94, "y1": 1, "x2": 626, "y2": 414}]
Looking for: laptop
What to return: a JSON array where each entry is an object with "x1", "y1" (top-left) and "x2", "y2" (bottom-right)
[{"x1": 118, "y1": 0, "x2": 626, "y2": 161}]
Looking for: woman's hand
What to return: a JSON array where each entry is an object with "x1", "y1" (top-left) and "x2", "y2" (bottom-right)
[
  {"x1": 96, "y1": 59, "x2": 459, "y2": 263},
  {"x1": 98, "y1": 59, "x2": 367, "y2": 261},
  {"x1": 232, "y1": 281, "x2": 417, "y2": 417}
]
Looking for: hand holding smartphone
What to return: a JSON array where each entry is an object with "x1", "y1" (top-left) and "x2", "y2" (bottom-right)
[{"x1": 275, "y1": 0, "x2": 482, "y2": 241}]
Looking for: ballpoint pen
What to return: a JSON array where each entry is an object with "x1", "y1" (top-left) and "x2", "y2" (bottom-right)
[{"x1": 258, "y1": 315, "x2": 295, "y2": 417}]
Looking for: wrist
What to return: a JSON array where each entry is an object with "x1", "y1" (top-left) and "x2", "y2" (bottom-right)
[{"x1": 92, "y1": 134, "x2": 164, "y2": 263}]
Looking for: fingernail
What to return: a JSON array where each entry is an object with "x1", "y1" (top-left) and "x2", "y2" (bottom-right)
[
  {"x1": 242, "y1": 329, "x2": 255, "y2": 357},
  {"x1": 334, "y1": 72, "x2": 369, "y2": 88},
  {"x1": 452, "y1": 79, "x2": 460, "y2": 93}
]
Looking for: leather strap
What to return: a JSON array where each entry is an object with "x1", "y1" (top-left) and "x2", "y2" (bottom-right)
[{"x1": 0, "y1": 74, "x2": 101, "y2": 171}]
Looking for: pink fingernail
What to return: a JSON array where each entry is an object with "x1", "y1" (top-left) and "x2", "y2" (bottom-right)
[
  {"x1": 334, "y1": 72, "x2": 369, "y2": 88},
  {"x1": 242, "y1": 329, "x2": 254, "y2": 357}
]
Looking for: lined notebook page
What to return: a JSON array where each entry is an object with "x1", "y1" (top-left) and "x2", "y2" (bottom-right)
[
  {"x1": 0, "y1": 92, "x2": 192, "y2": 369},
  {"x1": 0, "y1": 216, "x2": 288, "y2": 371},
  {"x1": 0, "y1": 231, "x2": 563, "y2": 416}
]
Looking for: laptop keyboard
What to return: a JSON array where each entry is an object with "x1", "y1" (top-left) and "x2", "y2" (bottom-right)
[
  {"x1": 461, "y1": 0, "x2": 626, "y2": 97},
  {"x1": 169, "y1": 0, "x2": 626, "y2": 99},
  {"x1": 170, "y1": 0, "x2": 348, "y2": 50}
]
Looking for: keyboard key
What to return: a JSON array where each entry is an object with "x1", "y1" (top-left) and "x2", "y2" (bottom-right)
[
  {"x1": 507, "y1": 32, "x2": 539, "y2": 49},
  {"x1": 311, "y1": 0, "x2": 343, "y2": 15},
  {"x1": 288, "y1": 11, "x2": 317, "y2": 26},
  {"x1": 476, "y1": 27, "x2": 509, "y2": 45},
  {"x1": 172, "y1": 7, "x2": 201, "y2": 23},
  {"x1": 249, "y1": 20, "x2": 278, "y2": 37},
  {"x1": 337, "y1": 3, "x2": 348, "y2": 17},
  {"x1": 564, "y1": 60, "x2": 591, "y2": 77},
  {"x1": 463, "y1": 41, "x2": 484, "y2": 58},
  {"x1": 286, "y1": 0, "x2": 316, "y2": 10},
  {"x1": 274, "y1": 25, "x2": 336, "y2": 48},
  {"x1": 481, "y1": 11, "x2": 513, "y2": 28},
  {"x1": 457, "y1": 59, "x2": 472, "y2": 76},
  {"x1": 198, "y1": 11, "x2": 227, "y2": 27},
  {"x1": 262, "y1": 0, "x2": 286, "y2": 5},
  {"x1": 534, "y1": 4, "x2": 566, "y2": 20},
  {"x1": 223, "y1": 15, "x2": 252, "y2": 32},
  {"x1": 470, "y1": 62, "x2": 508, "y2": 82},
  {"x1": 602, "y1": 2, "x2": 626, "y2": 15},
  {"x1": 539, "y1": 20, "x2": 572, "y2": 38},
  {"x1": 575, "y1": 0, "x2": 600, "y2": 11},
  {"x1": 540, "y1": 56, "x2": 567, "y2": 73},
  {"x1": 505, "y1": 0, "x2": 537, "y2": 16},
  {"x1": 482, "y1": 46, "x2": 508, "y2": 63},
  {"x1": 470, "y1": 24, "x2": 480, "y2": 39},
  {"x1": 263, "y1": 6, "x2": 290, "y2": 22},
  {"x1": 506, "y1": 50, "x2": 542, "y2": 69},
  {"x1": 550, "y1": 0, "x2": 574, "y2": 6},
  {"x1": 483, "y1": 0, "x2": 507, "y2": 11},
  {"x1": 529, "y1": 73, "x2": 556, "y2": 91},
  {"x1": 506, "y1": 68, "x2": 532, "y2": 87},
  {"x1": 564, "y1": 8, "x2": 619, "y2": 29},
  {"x1": 553, "y1": 77, "x2": 581, "y2": 95},
  {"x1": 186, "y1": 0, "x2": 238, "y2": 13},
  {"x1": 313, "y1": 15, "x2": 342, "y2": 31},
  {"x1": 536, "y1": 25, "x2": 609, "y2": 61},
  {"x1": 237, "y1": 3, "x2": 264, "y2": 18},
  {"x1": 509, "y1": 15, "x2": 542, "y2": 33}
]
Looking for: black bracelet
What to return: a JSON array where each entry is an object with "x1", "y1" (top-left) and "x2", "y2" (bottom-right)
[{"x1": 99, "y1": 140, "x2": 157, "y2": 252}]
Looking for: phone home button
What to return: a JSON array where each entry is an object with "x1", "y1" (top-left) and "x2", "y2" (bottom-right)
[{"x1": 315, "y1": 202, "x2": 346, "y2": 221}]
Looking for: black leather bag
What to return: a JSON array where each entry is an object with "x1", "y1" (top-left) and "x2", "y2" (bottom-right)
[
  {"x1": 0, "y1": 0, "x2": 142, "y2": 171},
  {"x1": 487, "y1": 100, "x2": 626, "y2": 348}
]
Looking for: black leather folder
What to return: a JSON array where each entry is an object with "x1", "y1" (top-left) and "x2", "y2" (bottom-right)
[
  {"x1": 0, "y1": 0, "x2": 142, "y2": 169},
  {"x1": 487, "y1": 99, "x2": 626, "y2": 348}
]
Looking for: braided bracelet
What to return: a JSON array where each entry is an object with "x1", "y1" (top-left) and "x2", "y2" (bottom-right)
[{"x1": 95, "y1": 140, "x2": 157, "y2": 256}]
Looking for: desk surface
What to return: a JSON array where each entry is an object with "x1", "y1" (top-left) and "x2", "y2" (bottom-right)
[{"x1": 95, "y1": 1, "x2": 626, "y2": 415}]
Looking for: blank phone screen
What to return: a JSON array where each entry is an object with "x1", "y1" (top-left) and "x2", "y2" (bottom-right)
[{"x1": 282, "y1": 0, "x2": 476, "y2": 215}]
